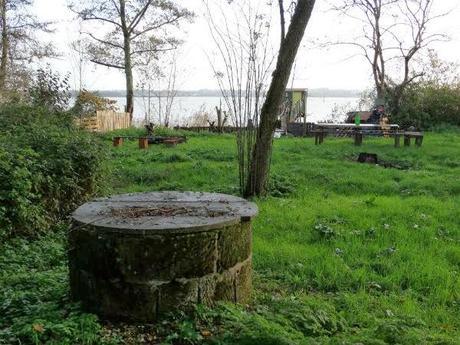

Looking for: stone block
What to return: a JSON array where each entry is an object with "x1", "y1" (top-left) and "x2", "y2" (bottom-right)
[
  {"x1": 214, "y1": 269, "x2": 236, "y2": 302},
  {"x1": 116, "y1": 232, "x2": 219, "y2": 281},
  {"x1": 235, "y1": 258, "x2": 252, "y2": 304},
  {"x1": 158, "y1": 279, "x2": 198, "y2": 313},
  {"x1": 217, "y1": 221, "x2": 252, "y2": 272}
]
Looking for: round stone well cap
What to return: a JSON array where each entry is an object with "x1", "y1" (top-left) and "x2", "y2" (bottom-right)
[{"x1": 72, "y1": 191, "x2": 258, "y2": 234}]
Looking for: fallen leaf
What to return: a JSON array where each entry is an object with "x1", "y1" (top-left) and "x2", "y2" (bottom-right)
[
  {"x1": 201, "y1": 330, "x2": 212, "y2": 337},
  {"x1": 33, "y1": 324, "x2": 45, "y2": 333}
]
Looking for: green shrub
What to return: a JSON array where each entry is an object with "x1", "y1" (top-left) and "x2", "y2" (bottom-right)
[
  {"x1": 29, "y1": 66, "x2": 71, "y2": 113},
  {"x1": 388, "y1": 82, "x2": 460, "y2": 129},
  {"x1": 268, "y1": 174, "x2": 296, "y2": 197},
  {"x1": 70, "y1": 89, "x2": 118, "y2": 117},
  {"x1": 0, "y1": 105, "x2": 108, "y2": 238},
  {"x1": 0, "y1": 144, "x2": 47, "y2": 235}
]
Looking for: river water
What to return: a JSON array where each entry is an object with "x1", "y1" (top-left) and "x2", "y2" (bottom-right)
[{"x1": 106, "y1": 96, "x2": 361, "y2": 126}]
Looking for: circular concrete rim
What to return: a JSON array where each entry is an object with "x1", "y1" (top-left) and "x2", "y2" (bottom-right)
[{"x1": 71, "y1": 191, "x2": 258, "y2": 235}]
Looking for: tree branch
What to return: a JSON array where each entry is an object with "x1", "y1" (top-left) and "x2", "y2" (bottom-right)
[
  {"x1": 130, "y1": 46, "x2": 177, "y2": 56},
  {"x1": 90, "y1": 59, "x2": 124, "y2": 69},
  {"x1": 128, "y1": 0, "x2": 154, "y2": 33},
  {"x1": 278, "y1": 0, "x2": 286, "y2": 45},
  {"x1": 131, "y1": 15, "x2": 186, "y2": 40},
  {"x1": 80, "y1": 15, "x2": 121, "y2": 28},
  {"x1": 83, "y1": 32, "x2": 124, "y2": 49}
]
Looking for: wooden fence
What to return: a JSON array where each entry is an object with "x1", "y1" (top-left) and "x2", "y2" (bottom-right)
[{"x1": 76, "y1": 111, "x2": 131, "y2": 132}]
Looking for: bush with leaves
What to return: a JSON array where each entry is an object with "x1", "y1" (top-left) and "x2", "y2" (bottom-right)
[
  {"x1": 28, "y1": 66, "x2": 71, "y2": 112},
  {"x1": 71, "y1": 89, "x2": 119, "y2": 117},
  {"x1": 385, "y1": 53, "x2": 460, "y2": 130},
  {"x1": 0, "y1": 104, "x2": 108, "y2": 238},
  {"x1": 387, "y1": 82, "x2": 460, "y2": 129}
]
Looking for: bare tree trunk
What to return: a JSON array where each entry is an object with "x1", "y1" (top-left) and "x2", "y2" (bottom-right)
[
  {"x1": 120, "y1": 0, "x2": 134, "y2": 123},
  {"x1": 124, "y1": 45, "x2": 134, "y2": 121},
  {"x1": 245, "y1": 0, "x2": 316, "y2": 197},
  {"x1": 123, "y1": 33, "x2": 134, "y2": 121},
  {"x1": 371, "y1": 2, "x2": 386, "y2": 102},
  {"x1": 147, "y1": 84, "x2": 151, "y2": 123},
  {"x1": 216, "y1": 100, "x2": 224, "y2": 133},
  {"x1": 0, "y1": 0, "x2": 8, "y2": 92}
]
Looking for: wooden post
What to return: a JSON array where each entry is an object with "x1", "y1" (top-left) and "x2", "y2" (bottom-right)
[
  {"x1": 303, "y1": 89, "x2": 308, "y2": 137},
  {"x1": 315, "y1": 129, "x2": 324, "y2": 145},
  {"x1": 404, "y1": 135, "x2": 411, "y2": 147},
  {"x1": 415, "y1": 136, "x2": 423, "y2": 147},
  {"x1": 394, "y1": 132, "x2": 401, "y2": 147},
  {"x1": 139, "y1": 137, "x2": 149, "y2": 149},
  {"x1": 354, "y1": 129, "x2": 362, "y2": 146},
  {"x1": 113, "y1": 137, "x2": 123, "y2": 147}
]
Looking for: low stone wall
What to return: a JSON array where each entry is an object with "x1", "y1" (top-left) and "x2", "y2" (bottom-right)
[{"x1": 69, "y1": 192, "x2": 257, "y2": 321}]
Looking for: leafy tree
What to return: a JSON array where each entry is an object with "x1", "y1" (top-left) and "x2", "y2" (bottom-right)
[
  {"x1": 0, "y1": 0, "x2": 55, "y2": 95},
  {"x1": 69, "y1": 0, "x2": 193, "y2": 122},
  {"x1": 387, "y1": 52, "x2": 460, "y2": 129}
]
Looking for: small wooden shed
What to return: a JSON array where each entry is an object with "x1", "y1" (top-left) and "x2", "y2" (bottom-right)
[{"x1": 281, "y1": 88, "x2": 308, "y2": 130}]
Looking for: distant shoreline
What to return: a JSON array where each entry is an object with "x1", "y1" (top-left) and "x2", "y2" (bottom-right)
[{"x1": 72, "y1": 89, "x2": 362, "y2": 99}]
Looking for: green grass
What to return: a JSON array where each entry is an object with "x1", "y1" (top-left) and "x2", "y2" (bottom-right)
[{"x1": 1, "y1": 131, "x2": 460, "y2": 344}]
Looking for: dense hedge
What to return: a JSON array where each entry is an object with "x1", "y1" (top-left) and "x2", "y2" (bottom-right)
[
  {"x1": 0, "y1": 104, "x2": 107, "y2": 237},
  {"x1": 389, "y1": 83, "x2": 460, "y2": 130}
]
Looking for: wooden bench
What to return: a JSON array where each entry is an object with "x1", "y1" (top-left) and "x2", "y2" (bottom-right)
[
  {"x1": 314, "y1": 128, "x2": 415, "y2": 147},
  {"x1": 112, "y1": 136, "x2": 149, "y2": 149},
  {"x1": 314, "y1": 128, "x2": 378, "y2": 146},
  {"x1": 403, "y1": 131, "x2": 423, "y2": 147}
]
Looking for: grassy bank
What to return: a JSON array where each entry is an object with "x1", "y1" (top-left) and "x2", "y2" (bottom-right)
[{"x1": 1, "y1": 131, "x2": 459, "y2": 344}]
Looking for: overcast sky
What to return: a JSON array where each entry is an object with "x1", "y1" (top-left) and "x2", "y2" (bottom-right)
[{"x1": 33, "y1": 0, "x2": 460, "y2": 92}]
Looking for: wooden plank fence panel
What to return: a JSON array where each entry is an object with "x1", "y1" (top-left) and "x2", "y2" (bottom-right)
[{"x1": 76, "y1": 111, "x2": 131, "y2": 132}]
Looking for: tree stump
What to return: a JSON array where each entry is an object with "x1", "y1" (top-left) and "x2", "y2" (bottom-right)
[
  {"x1": 113, "y1": 137, "x2": 123, "y2": 147},
  {"x1": 138, "y1": 137, "x2": 149, "y2": 149}
]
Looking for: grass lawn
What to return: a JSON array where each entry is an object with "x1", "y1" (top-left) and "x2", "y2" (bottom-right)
[{"x1": 1, "y1": 130, "x2": 460, "y2": 344}]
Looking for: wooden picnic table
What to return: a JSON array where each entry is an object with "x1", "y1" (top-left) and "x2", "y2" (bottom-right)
[
  {"x1": 313, "y1": 123, "x2": 423, "y2": 147},
  {"x1": 316, "y1": 123, "x2": 400, "y2": 132}
]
